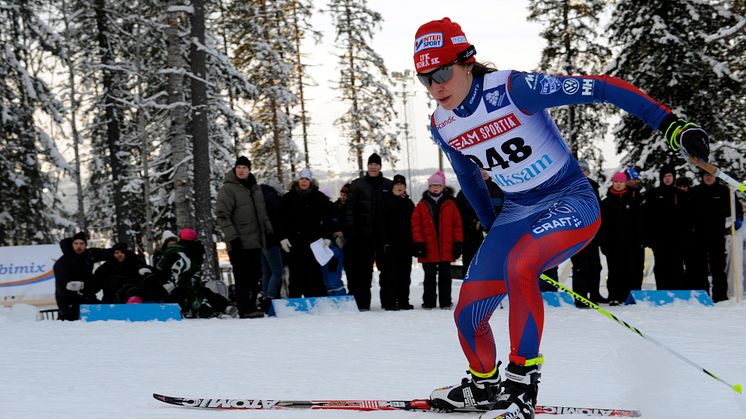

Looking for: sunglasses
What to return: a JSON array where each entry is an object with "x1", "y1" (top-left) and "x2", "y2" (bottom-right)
[
  {"x1": 416, "y1": 45, "x2": 477, "y2": 87},
  {"x1": 417, "y1": 62, "x2": 457, "y2": 87}
]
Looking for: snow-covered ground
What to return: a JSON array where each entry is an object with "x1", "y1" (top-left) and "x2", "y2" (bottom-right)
[{"x1": 2, "y1": 270, "x2": 746, "y2": 419}]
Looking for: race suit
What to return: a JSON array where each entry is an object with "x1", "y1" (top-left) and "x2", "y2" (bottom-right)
[{"x1": 429, "y1": 70, "x2": 671, "y2": 373}]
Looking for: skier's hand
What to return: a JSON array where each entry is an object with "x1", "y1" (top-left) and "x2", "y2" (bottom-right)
[
  {"x1": 414, "y1": 242, "x2": 427, "y2": 258},
  {"x1": 664, "y1": 117, "x2": 710, "y2": 162},
  {"x1": 280, "y1": 239, "x2": 292, "y2": 253}
]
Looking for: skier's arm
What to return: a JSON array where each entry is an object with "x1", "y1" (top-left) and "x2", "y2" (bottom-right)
[
  {"x1": 430, "y1": 115, "x2": 497, "y2": 230},
  {"x1": 507, "y1": 72, "x2": 710, "y2": 161}
]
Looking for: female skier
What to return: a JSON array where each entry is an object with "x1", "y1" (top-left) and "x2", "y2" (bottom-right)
[{"x1": 414, "y1": 17, "x2": 709, "y2": 419}]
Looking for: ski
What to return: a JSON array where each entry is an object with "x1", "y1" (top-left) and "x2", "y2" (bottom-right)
[{"x1": 153, "y1": 393, "x2": 641, "y2": 417}]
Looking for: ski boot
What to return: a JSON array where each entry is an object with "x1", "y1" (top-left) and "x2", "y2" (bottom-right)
[
  {"x1": 479, "y1": 361, "x2": 541, "y2": 419},
  {"x1": 430, "y1": 364, "x2": 502, "y2": 411}
]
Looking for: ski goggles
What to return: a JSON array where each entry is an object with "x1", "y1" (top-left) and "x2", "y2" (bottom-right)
[
  {"x1": 417, "y1": 62, "x2": 458, "y2": 87},
  {"x1": 416, "y1": 45, "x2": 476, "y2": 87}
]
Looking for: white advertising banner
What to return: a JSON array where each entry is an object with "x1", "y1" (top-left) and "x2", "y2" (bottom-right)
[{"x1": 0, "y1": 244, "x2": 59, "y2": 304}]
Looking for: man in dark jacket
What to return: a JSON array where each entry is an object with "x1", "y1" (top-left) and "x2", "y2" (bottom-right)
[
  {"x1": 344, "y1": 153, "x2": 393, "y2": 310},
  {"x1": 92, "y1": 242, "x2": 143, "y2": 303},
  {"x1": 689, "y1": 171, "x2": 743, "y2": 302},
  {"x1": 568, "y1": 160, "x2": 605, "y2": 305},
  {"x1": 259, "y1": 179, "x2": 284, "y2": 305},
  {"x1": 215, "y1": 156, "x2": 273, "y2": 318},
  {"x1": 53, "y1": 232, "x2": 111, "y2": 320},
  {"x1": 644, "y1": 163, "x2": 687, "y2": 290},
  {"x1": 380, "y1": 174, "x2": 416, "y2": 310}
]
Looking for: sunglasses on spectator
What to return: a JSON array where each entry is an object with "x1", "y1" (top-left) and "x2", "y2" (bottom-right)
[{"x1": 416, "y1": 45, "x2": 477, "y2": 87}]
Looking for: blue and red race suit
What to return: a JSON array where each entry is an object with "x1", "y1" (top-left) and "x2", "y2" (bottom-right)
[{"x1": 429, "y1": 70, "x2": 671, "y2": 373}]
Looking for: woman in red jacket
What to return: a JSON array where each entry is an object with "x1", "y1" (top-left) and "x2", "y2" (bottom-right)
[{"x1": 412, "y1": 171, "x2": 464, "y2": 309}]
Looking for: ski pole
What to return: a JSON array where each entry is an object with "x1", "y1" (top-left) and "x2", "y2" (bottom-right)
[
  {"x1": 539, "y1": 273, "x2": 743, "y2": 395},
  {"x1": 687, "y1": 157, "x2": 746, "y2": 192}
]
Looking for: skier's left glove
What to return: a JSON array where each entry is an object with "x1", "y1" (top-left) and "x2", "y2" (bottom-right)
[{"x1": 662, "y1": 115, "x2": 710, "y2": 162}]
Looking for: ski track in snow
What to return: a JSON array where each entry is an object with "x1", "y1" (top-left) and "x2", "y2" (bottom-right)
[{"x1": 2, "y1": 279, "x2": 746, "y2": 418}]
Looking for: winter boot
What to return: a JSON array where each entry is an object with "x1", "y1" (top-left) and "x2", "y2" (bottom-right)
[
  {"x1": 479, "y1": 361, "x2": 541, "y2": 419},
  {"x1": 430, "y1": 364, "x2": 502, "y2": 411}
]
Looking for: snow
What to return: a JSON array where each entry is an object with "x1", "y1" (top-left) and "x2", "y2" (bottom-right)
[{"x1": 2, "y1": 272, "x2": 746, "y2": 418}]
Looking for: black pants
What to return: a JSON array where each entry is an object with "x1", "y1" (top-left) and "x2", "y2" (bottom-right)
[
  {"x1": 422, "y1": 262, "x2": 452, "y2": 308},
  {"x1": 229, "y1": 248, "x2": 262, "y2": 315},
  {"x1": 652, "y1": 244, "x2": 685, "y2": 290},
  {"x1": 605, "y1": 245, "x2": 644, "y2": 303},
  {"x1": 287, "y1": 244, "x2": 327, "y2": 298},
  {"x1": 380, "y1": 249, "x2": 412, "y2": 309},
  {"x1": 688, "y1": 236, "x2": 727, "y2": 301},
  {"x1": 462, "y1": 234, "x2": 484, "y2": 276},
  {"x1": 571, "y1": 243, "x2": 603, "y2": 300},
  {"x1": 347, "y1": 242, "x2": 385, "y2": 310}
]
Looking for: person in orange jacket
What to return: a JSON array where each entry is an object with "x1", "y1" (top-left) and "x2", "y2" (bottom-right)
[{"x1": 412, "y1": 171, "x2": 464, "y2": 309}]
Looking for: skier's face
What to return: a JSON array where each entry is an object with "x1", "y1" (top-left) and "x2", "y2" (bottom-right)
[{"x1": 424, "y1": 63, "x2": 472, "y2": 110}]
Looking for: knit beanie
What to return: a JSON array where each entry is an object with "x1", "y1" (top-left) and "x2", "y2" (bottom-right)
[
  {"x1": 612, "y1": 172, "x2": 628, "y2": 183},
  {"x1": 414, "y1": 17, "x2": 476, "y2": 73},
  {"x1": 72, "y1": 232, "x2": 88, "y2": 244},
  {"x1": 299, "y1": 167, "x2": 313, "y2": 180},
  {"x1": 428, "y1": 171, "x2": 446, "y2": 186},
  {"x1": 367, "y1": 153, "x2": 382, "y2": 166},
  {"x1": 179, "y1": 228, "x2": 198, "y2": 241},
  {"x1": 235, "y1": 156, "x2": 251, "y2": 168},
  {"x1": 393, "y1": 174, "x2": 407, "y2": 186}
]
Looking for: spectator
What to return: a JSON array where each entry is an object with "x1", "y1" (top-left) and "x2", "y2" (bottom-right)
[
  {"x1": 569, "y1": 159, "x2": 605, "y2": 306},
  {"x1": 380, "y1": 174, "x2": 416, "y2": 310},
  {"x1": 92, "y1": 242, "x2": 143, "y2": 303},
  {"x1": 455, "y1": 169, "x2": 504, "y2": 273},
  {"x1": 53, "y1": 232, "x2": 111, "y2": 320},
  {"x1": 344, "y1": 152, "x2": 394, "y2": 310},
  {"x1": 333, "y1": 183, "x2": 354, "y2": 291},
  {"x1": 673, "y1": 176, "x2": 700, "y2": 289},
  {"x1": 153, "y1": 230, "x2": 178, "y2": 267},
  {"x1": 215, "y1": 156, "x2": 272, "y2": 319},
  {"x1": 412, "y1": 171, "x2": 463, "y2": 309},
  {"x1": 156, "y1": 228, "x2": 228, "y2": 318},
  {"x1": 279, "y1": 168, "x2": 340, "y2": 297},
  {"x1": 689, "y1": 171, "x2": 743, "y2": 302},
  {"x1": 598, "y1": 172, "x2": 645, "y2": 305},
  {"x1": 259, "y1": 178, "x2": 285, "y2": 308},
  {"x1": 644, "y1": 164, "x2": 686, "y2": 290}
]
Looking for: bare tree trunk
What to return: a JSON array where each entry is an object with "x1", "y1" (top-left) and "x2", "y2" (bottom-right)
[
  {"x1": 260, "y1": 0, "x2": 284, "y2": 181},
  {"x1": 344, "y1": 1, "x2": 363, "y2": 177},
  {"x1": 166, "y1": 0, "x2": 194, "y2": 229},
  {"x1": 190, "y1": 0, "x2": 217, "y2": 282},
  {"x1": 291, "y1": 0, "x2": 310, "y2": 166},
  {"x1": 135, "y1": 0, "x2": 153, "y2": 256},
  {"x1": 62, "y1": 0, "x2": 87, "y2": 231},
  {"x1": 94, "y1": 0, "x2": 130, "y2": 245}
]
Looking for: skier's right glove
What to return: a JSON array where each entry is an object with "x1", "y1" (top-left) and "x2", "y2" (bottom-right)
[
  {"x1": 662, "y1": 115, "x2": 710, "y2": 162},
  {"x1": 414, "y1": 242, "x2": 427, "y2": 258}
]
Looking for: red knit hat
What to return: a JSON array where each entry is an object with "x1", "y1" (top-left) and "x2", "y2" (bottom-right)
[
  {"x1": 178, "y1": 228, "x2": 198, "y2": 241},
  {"x1": 413, "y1": 17, "x2": 476, "y2": 73}
]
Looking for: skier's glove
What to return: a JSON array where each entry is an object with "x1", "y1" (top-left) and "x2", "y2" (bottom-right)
[
  {"x1": 66, "y1": 281, "x2": 84, "y2": 292},
  {"x1": 280, "y1": 238, "x2": 292, "y2": 253},
  {"x1": 663, "y1": 115, "x2": 710, "y2": 162},
  {"x1": 414, "y1": 242, "x2": 427, "y2": 258}
]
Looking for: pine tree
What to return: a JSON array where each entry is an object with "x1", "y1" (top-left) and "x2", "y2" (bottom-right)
[
  {"x1": 0, "y1": 0, "x2": 69, "y2": 245},
  {"x1": 527, "y1": 0, "x2": 610, "y2": 173},
  {"x1": 607, "y1": 1, "x2": 743, "y2": 180},
  {"x1": 327, "y1": 0, "x2": 398, "y2": 176}
]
